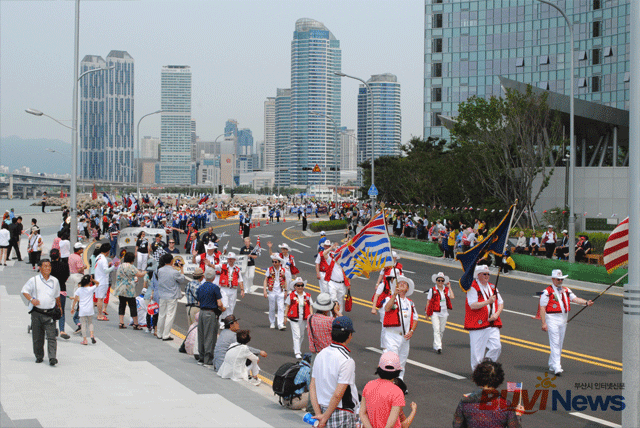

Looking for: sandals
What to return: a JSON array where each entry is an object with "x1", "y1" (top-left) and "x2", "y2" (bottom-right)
[
  {"x1": 133, "y1": 325, "x2": 143, "y2": 331},
  {"x1": 80, "y1": 340, "x2": 88, "y2": 345},
  {"x1": 97, "y1": 317, "x2": 109, "y2": 321},
  {"x1": 119, "y1": 323, "x2": 127, "y2": 329}
]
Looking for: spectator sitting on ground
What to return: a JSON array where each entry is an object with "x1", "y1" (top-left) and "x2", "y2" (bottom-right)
[
  {"x1": 217, "y1": 329, "x2": 262, "y2": 386},
  {"x1": 214, "y1": 315, "x2": 267, "y2": 372}
]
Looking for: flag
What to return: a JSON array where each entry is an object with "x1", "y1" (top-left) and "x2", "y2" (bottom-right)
[
  {"x1": 92, "y1": 184, "x2": 97, "y2": 200},
  {"x1": 458, "y1": 204, "x2": 515, "y2": 291},
  {"x1": 154, "y1": 198, "x2": 164, "y2": 208},
  {"x1": 507, "y1": 382, "x2": 523, "y2": 392},
  {"x1": 198, "y1": 194, "x2": 209, "y2": 205},
  {"x1": 102, "y1": 192, "x2": 113, "y2": 208},
  {"x1": 332, "y1": 212, "x2": 394, "y2": 279},
  {"x1": 603, "y1": 217, "x2": 629, "y2": 273}
]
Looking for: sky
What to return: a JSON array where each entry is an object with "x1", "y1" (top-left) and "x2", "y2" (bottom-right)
[{"x1": 1, "y1": 0, "x2": 424, "y2": 148}]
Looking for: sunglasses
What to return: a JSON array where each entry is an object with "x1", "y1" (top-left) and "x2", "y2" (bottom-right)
[
  {"x1": 295, "y1": 284, "x2": 304, "y2": 288},
  {"x1": 436, "y1": 279, "x2": 445, "y2": 282},
  {"x1": 272, "y1": 261, "x2": 280, "y2": 264}
]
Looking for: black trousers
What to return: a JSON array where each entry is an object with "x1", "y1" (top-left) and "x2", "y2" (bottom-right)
[
  {"x1": 544, "y1": 243, "x2": 556, "y2": 259},
  {"x1": 8, "y1": 239, "x2": 21, "y2": 260},
  {"x1": 118, "y1": 296, "x2": 138, "y2": 318},
  {"x1": 31, "y1": 310, "x2": 57, "y2": 361}
]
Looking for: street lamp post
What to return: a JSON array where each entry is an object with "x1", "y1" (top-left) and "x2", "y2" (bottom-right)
[
  {"x1": 335, "y1": 72, "x2": 376, "y2": 214},
  {"x1": 212, "y1": 132, "x2": 230, "y2": 198},
  {"x1": 310, "y1": 111, "x2": 339, "y2": 206},
  {"x1": 137, "y1": 110, "x2": 163, "y2": 199},
  {"x1": 534, "y1": 0, "x2": 575, "y2": 262}
]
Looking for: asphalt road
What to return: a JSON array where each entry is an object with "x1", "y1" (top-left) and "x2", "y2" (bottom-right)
[{"x1": 118, "y1": 216, "x2": 624, "y2": 428}]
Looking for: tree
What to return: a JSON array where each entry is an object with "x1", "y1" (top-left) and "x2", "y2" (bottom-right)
[{"x1": 450, "y1": 85, "x2": 564, "y2": 227}]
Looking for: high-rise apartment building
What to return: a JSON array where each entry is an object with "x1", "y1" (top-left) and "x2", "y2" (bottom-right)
[
  {"x1": 80, "y1": 50, "x2": 134, "y2": 183},
  {"x1": 237, "y1": 128, "x2": 253, "y2": 173},
  {"x1": 225, "y1": 119, "x2": 238, "y2": 137},
  {"x1": 190, "y1": 120, "x2": 198, "y2": 162},
  {"x1": 140, "y1": 136, "x2": 160, "y2": 160},
  {"x1": 264, "y1": 97, "x2": 276, "y2": 172},
  {"x1": 423, "y1": 0, "x2": 630, "y2": 140},
  {"x1": 275, "y1": 88, "x2": 291, "y2": 188},
  {"x1": 290, "y1": 18, "x2": 341, "y2": 187},
  {"x1": 357, "y1": 73, "x2": 402, "y2": 166},
  {"x1": 340, "y1": 127, "x2": 357, "y2": 171},
  {"x1": 159, "y1": 65, "x2": 193, "y2": 185}
]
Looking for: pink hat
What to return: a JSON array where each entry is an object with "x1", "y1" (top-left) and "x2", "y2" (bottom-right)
[{"x1": 378, "y1": 351, "x2": 402, "y2": 372}]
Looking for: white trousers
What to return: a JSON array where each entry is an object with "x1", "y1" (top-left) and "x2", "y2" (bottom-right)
[
  {"x1": 469, "y1": 327, "x2": 501, "y2": 370},
  {"x1": 384, "y1": 329, "x2": 410, "y2": 379},
  {"x1": 431, "y1": 314, "x2": 448, "y2": 351},
  {"x1": 284, "y1": 268, "x2": 293, "y2": 291},
  {"x1": 290, "y1": 318, "x2": 306, "y2": 355},
  {"x1": 328, "y1": 281, "x2": 347, "y2": 309},
  {"x1": 268, "y1": 291, "x2": 285, "y2": 327},
  {"x1": 220, "y1": 287, "x2": 238, "y2": 320},
  {"x1": 546, "y1": 314, "x2": 568, "y2": 373},
  {"x1": 136, "y1": 252, "x2": 148, "y2": 271},
  {"x1": 378, "y1": 309, "x2": 386, "y2": 348},
  {"x1": 318, "y1": 277, "x2": 329, "y2": 295},
  {"x1": 244, "y1": 266, "x2": 255, "y2": 291},
  {"x1": 157, "y1": 298, "x2": 178, "y2": 340}
]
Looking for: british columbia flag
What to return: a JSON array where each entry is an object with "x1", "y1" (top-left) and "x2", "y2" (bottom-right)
[{"x1": 333, "y1": 212, "x2": 395, "y2": 279}]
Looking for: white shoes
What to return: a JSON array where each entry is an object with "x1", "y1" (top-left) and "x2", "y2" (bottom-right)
[
  {"x1": 270, "y1": 324, "x2": 275, "y2": 329},
  {"x1": 295, "y1": 353, "x2": 302, "y2": 359}
]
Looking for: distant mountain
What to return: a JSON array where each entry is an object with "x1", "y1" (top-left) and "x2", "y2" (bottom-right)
[{"x1": 0, "y1": 136, "x2": 72, "y2": 175}]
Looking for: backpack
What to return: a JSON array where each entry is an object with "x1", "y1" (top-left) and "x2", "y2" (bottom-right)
[{"x1": 272, "y1": 361, "x2": 306, "y2": 405}]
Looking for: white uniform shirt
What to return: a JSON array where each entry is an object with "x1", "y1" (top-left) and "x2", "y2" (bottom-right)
[
  {"x1": 542, "y1": 231, "x2": 557, "y2": 244},
  {"x1": 540, "y1": 285, "x2": 576, "y2": 316},
  {"x1": 328, "y1": 256, "x2": 345, "y2": 283},
  {"x1": 427, "y1": 286, "x2": 452, "y2": 317},
  {"x1": 382, "y1": 295, "x2": 418, "y2": 335},
  {"x1": 467, "y1": 282, "x2": 503, "y2": 319},
  {"x1": 94, "y1": 254, "x2": 113, "y2": 288},
  {"x1": 21, "y1": 274, "x2": 60, "y2": 310}
]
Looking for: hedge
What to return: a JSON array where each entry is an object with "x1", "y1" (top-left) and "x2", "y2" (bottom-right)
[
  {"x1": 390, "y1": 236, "x2": 443, "y2": 257},
  {"x1": 510, "y1": 254, "x2": 626, "y2": 285},
  {"x1": 309, "y1": 220, "x2": 348, "y2": 232}
]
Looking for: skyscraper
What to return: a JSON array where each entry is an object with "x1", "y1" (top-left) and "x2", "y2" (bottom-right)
[
  {"x1": 275, "y1": 88, "x2": 291, "y2": 188},
  {"x1": 225, "y1": 119, "x2": 238, "y2": 137},
  {"x1": 423, "y1": 0, "x2": 630, "y2": 140},
  {"x1": 159, "y1": 65, "x2": 192, "y2": 185},
  {"x1": 290, "y1": 18, "x2": 341, "y2": 187},
  {"x1": 264, "y1": 97, "x2": 276, "y2": 172},
  {"x1": 340, "y1": 127, "x2": 357, "y2": 171},
  {"x1": 357, "y1": 73, "x2": 402, "y2": 166},
  {"x1": 80, "y1": 50, "x2": 134, "y2": 183},
  {"x1": 237, "y1": 128, "x2": 253, "y2": 174}
]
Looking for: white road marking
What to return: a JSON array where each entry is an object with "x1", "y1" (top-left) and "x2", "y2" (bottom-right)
[
  {"x1": 255, "y1": 234, "x2": 273, "y2": 238},
  {"x1": 569, "y1": 413, "x2": 621, "y2": 428},
  {"x1": 403, "y1": 269, "x2": 416, "y2": 274},
  {"x1": 291, "y1": 248, "x2": 304, "y2": 254},
  {"x1": 232, "y1": 247, "x2": 241, "y2": 251},
  {"x1": 365, "y1": 347, "x2": 465, "y2": 380},
  {"x1": 502, "y1": 308, "x2": 535, "y2": 317},
  {"x1": 298, "y1": 260, "x2": 316, "y2": 267}
]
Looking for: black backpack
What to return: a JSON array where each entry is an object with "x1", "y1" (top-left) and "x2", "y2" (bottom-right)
[{"x1": 272, "y1": 361, "x2": 307, "y2": 405}]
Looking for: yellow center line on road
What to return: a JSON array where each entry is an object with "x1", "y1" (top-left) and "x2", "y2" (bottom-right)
[{"x1": 254, "y1": 268, "x2": 622, "y2": 371}]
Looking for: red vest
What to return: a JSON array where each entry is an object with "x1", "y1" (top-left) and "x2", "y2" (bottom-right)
[
  {"x1": 266, "y1": 266, "x2": 286, "y2": 292},
  {"x1": 371, "y1": 263, "x2": 404, "y2": 308},
  {"x1": 426, "y1": 286, "x2": 453, "y2": 316},
  {"x1": 197, "y1": 251, "x2": 220, "y2": 272},
  {"x1": 544, "y1": 285, "x2": 571, "y2": 314},
  {"x1": 383, "y1": 295, "x2": 416, "y2": 328},
  {"x1": 286, "y1": 291, "x2": 312, "y2": 320},
  {"x1": 324, "y1": 258, "x2": 351, "y2": 287},
  {"x1": 464, "y1": 280, "x2": 503, "y2": 330},
  {"x1": 317, "y1": 251, "x2": 330, "y2": 273},
  {"x1": 280, "y1": 252, "x2": 299, "y2": 275},
  {"x1": 219, "y1": 263, "x2": 241, "y2": 288}
]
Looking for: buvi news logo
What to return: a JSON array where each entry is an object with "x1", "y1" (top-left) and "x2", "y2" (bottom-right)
[{"x1": 480, "y1": 372, "x2": 625, "y2": 414}]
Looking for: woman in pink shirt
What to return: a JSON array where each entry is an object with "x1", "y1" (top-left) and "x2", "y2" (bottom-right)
[{"x1": 360, "y1": 352, "x2": 407, "y2": 428}]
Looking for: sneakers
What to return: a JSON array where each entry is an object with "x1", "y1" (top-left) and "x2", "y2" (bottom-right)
[
  {"x1": 295, "y1": 353, "x2": 302, "y2": 359},
  {"x1": 249, "y1": 377, "x2": 261, "y2": 386},
  {"x1": 555, "y1": 370, "x2": 563, "y2": 376},
  {"x1": 203, "y1": 363, "x2": 213, "y2": 369},
  {"x1": 278, "y1": 326, "x2": 286, "y2": 331},
  {"x1": 436, "y1": 349, "x2": 442, "y2": 354},
  {"x1": 197, "y1": 361, "x2": 204, "y2": 366},
  {"x1": 270, "y1": 324, "x2": 275, "y2": 329}
]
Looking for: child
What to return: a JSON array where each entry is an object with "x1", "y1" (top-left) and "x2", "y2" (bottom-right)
[
  {"x1": 129, "y1": 288, "x2": 149, "y2": 328},
  {"x1": 71, "y1": 275, "x2": 98, "y2": 345},
  {"x1": 391, "y1": 378, "x2": 418, "y2": 428},
  {"x1": 144, "y1": 271, "x2": 159, "y2": 335}
]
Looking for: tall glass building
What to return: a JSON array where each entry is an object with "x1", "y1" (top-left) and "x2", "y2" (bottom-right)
[
  {"x1": 424, "y1": 0, "x2": 630, "y2": 142},
  {"x1": 290, "y1": 18, "x2": 342, "y2": 187},
  {"x1": 357, "y1": 73, "x2": 402, "y2": 167},
  {"x1": 264, "y1": 97, "x2": 276, "y2": 172},
  {"x1": 80, "y1": 50, "x2": 134, "y2": 183},
  {"x1": 159, "y1": 65, "x2": 193, "y2": 185},
  {"x1": 237, "y1": 128, "x2": 254, "y2": 174},
  {"x1": 275, "y1": 88, "x2": 291, "y2": 188}
]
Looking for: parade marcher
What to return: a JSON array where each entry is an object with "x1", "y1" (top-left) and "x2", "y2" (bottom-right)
[
  {"x1": 309, "y1": 316, "x2": 359, "y2": 428},
  {"x1": 464, "y1": 265, "x2": 503, "y2": 370},
  {"x1": 426, "y1": 272, "x2": 454, "y2": 354},
  {"x1": 382, "y1": 275, "x2": 418, "y2": 379},
  {"x1": 192, "y1": 242, "x2": 221, "y2": 273},
  {"x1": 21, "y1": 259, "x2": 61, "y2": 365},
  {"x1": 239, "y1": 237, "x2": 257, "y2": 292},
  {"x1": 185, "y1": 267, "x2": 204, "y2": 325},
  {"x1": 371, "y1": 252, "x2": 403, "y2": 347},
  {"x1": 215, "y1": 252, "x2": 245, "y2": 325},
  {"x1": 315, "y1": 240, "x2": 332, "y2": 294},
  {"x1": 284, "y1": 277, "x2": 314, "y2": 359},
  {"x1": 539, "y1": 269, "x2": 593, "y2": 376},
  {"x1": 263, "y1": 254, "x2": 287, "y2": 330},
  {"x1": 268, "y1": 242, "x2": 299, "y2": 290},
  {"x1": 323, "y1": 242, "x2": 351, "y2": 313},
  {"x1": 195, "y1": 268, "x2": 225, "y2": 368}
]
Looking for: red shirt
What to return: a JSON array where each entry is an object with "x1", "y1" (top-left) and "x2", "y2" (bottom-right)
[
  {"x1": 307, "y1": 313, "x2": 333, "y2": 353},
  {"x1": 68, "y1": 253, "x2": 85, "y2": 274},
  {"x1": 362, "y1": 379, "x2": 405, "y2": 428}
]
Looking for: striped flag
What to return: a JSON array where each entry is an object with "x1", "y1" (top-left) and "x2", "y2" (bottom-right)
[
  {"x1": 603, "y1": 217, "x2": 629, "y2": 273},
  {"x1": 507, "y1": 382, "x2": 523, "y2": 392},
  {"x1": 333, "y1": 212, "x2": 394, "y2": 279}
]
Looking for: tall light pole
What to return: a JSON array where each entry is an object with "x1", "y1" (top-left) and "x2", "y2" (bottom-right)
[
  {"x1": 136, "y1": 110, "x2": 162, "y2": 199},
  {"x1": 211, "y1": 132, "x2": 230, "y2": 198},
  {"x1": 534, "y1": 0, "x2": 575, "y2": 262},
  {"x1": 310, "y1": 111, "x2": 339, "y2": 205},
  {"x1": 335, "y1": 72, "x2": 376, "y2": 214}
]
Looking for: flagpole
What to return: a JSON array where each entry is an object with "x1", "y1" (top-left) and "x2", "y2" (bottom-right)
[{"x1": 567, "y1": 273, "x2": 628, "y2": 323}]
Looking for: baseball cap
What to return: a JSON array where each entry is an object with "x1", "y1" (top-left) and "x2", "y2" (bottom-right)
[
  {"x1": 192, "y1": 267, "x2": 204, "y2": 278},
  {"x1": 74, "y1": 242, "x2": 86, "y2": 250},
  {"x1": 378, "y1": 351, "x2": 402, "y2": 372},
  {"x1": 332, "y1": 316, "x2": 355, "y2": 333}
]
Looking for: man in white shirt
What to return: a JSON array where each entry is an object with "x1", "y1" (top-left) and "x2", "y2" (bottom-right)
[
  {"x1": 323, "y1": 242, "x2": 349, "y2": 312},
  {"x1": 540, "y1": 269, "x2": 593, "y2": 376},
  {"x1": 310, "y1": 316, "x2": 359, "y2": 428},
  {"x1": 21, "y1": 259, "x2": 61, "y2": 365},
  {"x1": 263, "y1": 254, "x2": 287, "y2": 330},
  {"x1": 94, "y1": 243, "x2": 115, "y2": 321},
  {"x1": 315, "y1": 240, "x2": 332, "y2": 295}
]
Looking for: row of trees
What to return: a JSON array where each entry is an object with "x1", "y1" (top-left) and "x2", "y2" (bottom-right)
[{"x1": 360, "y1": 86, "x2": 565, "y2": 228}]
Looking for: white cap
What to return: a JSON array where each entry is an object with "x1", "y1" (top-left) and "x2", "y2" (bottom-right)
[
  {"x1": 227, "y1": 252, "x2": 237, "y2": 259},
  {"x1": 392, "y1": 251, "x2": 400, "y2": 259},
  {"x1": 474, "y1": 265, "x2": 491, "y2": 278},
  {"x1": 205, "y1": 242, "x2": 216, "y2": 250},
  {"x1": 73, "y1": 242, "x2": 86, "y2": 250},
  {"x1": 320, "y1": 231, "x2": 326, "y2": 235},
  {"x1": 550, "y1": 269, "x2": 569, "y2": 280}
]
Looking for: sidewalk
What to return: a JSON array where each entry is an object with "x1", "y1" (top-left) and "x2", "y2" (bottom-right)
[{"x1": 0, "y1": 256, "x2": 304, "y2": 427}]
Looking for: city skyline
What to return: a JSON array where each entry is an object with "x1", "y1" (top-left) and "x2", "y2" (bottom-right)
[{"x1": 1, "y1": 1, "x2": 424, "y2": 152}]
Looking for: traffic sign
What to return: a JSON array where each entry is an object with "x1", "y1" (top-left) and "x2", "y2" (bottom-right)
[
  {"x1": 312, "y1": 164, "x2": 321, "y2": 172},
  {"x1": 368, "y1": 185, "x2": 378, "y2": 196}
]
